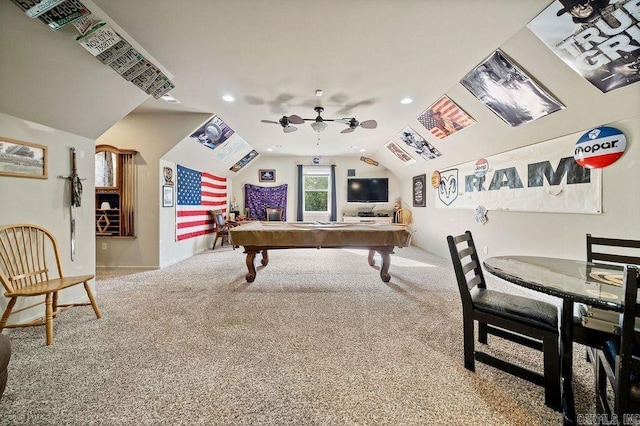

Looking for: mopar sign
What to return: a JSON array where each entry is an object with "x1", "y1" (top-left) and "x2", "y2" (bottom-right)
[{"x1": 574, "y1": 127, "x2": 626, "y2": 169}]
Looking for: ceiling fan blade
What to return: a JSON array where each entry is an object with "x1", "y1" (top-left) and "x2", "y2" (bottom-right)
[
  {"x1": 261, "y1": 120, "x2": 278, "y2": 124},
  {"x1": 288, "y1": 115, "x2": 304, "y2": 124},
  {"x1": 283, "y1": 125, "x2": 298, "y2": 133},
  {"x1": 336, "y1": 118, "x2": 351, "y2": 124},
  {"x1": 340, "y1": 128, "x2": 355, "y2": 134},
  {"x1": 360, "y1": 120, "x2": 377, "y2": 129}
]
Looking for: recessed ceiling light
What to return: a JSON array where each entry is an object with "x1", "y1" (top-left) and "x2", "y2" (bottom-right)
[
  {"x1": 315, "y1": 89, "x2": 323, "y2": 97},
  {"x1": 359, "y1": 148, "x2": 366, "y2": 152},
  {"x1": 266, "y1": 148, "x2": 273, "y2": 152},
  {"x1": 400, "y1": 97, "x2": 413, "y2": 104},
  {"x1": 160, "y1": 93, "x2": 180, "y2": 104},
  {"x1": 222, "y1": 95, "x2": 235, "y2": 102}
]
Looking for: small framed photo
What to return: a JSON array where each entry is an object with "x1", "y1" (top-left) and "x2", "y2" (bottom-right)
[
  {"x1": 0, "y1": 137, "x2": 48, "y2": 179},
  {"x1": 162, "y1": 185, "x2": 174, "y2": 207},
  {"x1": 412, "y1": 174, "x2": 426, "y2": 207},
  {"x1": 259, "y1": 169, "x2": 276, "y2": 182}
]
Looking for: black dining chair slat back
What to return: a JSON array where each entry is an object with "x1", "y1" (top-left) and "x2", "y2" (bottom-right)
[
  {"x1": 595, "y1": 265, "x2": 640, "y2": 419},
  {"x1": 577, "y1": 235, "x2": 640, "y2": 362},
  {"x1": 587, "y1": 234, "x2": 640, "y2": 266},
  {"x1": 447, "y1": 231, "x2": 561, "y2": 410}
]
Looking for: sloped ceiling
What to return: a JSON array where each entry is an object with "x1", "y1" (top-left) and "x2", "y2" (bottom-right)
[{"x1": 1, "y1": 0, "x2": 638, "y2": 180}]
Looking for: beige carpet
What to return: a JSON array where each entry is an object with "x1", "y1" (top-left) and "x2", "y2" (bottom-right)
[{"x1": 0, "y1": 245, "x2": 598, "y2": 425}]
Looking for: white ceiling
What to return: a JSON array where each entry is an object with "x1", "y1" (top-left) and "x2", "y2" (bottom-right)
[{"x1": 1, "y1": 0, "x2": 638, "y2": 176}]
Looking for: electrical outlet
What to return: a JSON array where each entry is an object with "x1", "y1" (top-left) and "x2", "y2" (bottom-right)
[
  {"x1": 101, "y1": 242, "x2": 107, "y2": 250},
  {"x1": 483, "y1": 246, "x2": 488, "y2": 254}
]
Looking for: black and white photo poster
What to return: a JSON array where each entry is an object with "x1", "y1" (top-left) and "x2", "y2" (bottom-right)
[
  {"x1": 460, "y1": 50, "x2": 564, "y2": 127},
  {"x1": 398, "y1": 126, "x2": 442, "y2": 161},
  {"x1": 528, "y1": 0, "x2": 640, "y2": 93}
]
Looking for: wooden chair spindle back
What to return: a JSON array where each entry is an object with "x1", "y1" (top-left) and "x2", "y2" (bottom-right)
[{"x1": 0, "y1": 225, "x2": 61, "y2": 294}]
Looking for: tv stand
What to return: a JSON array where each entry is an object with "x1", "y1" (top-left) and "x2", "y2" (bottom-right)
[{"x1": 343, "y1": 216, "x2": 392, "y2": 225}]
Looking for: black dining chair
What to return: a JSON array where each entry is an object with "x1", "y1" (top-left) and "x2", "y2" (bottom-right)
[
  {"x1": 447, "y1": 231, "x2": 561, "y2": 410},
  {"x1": 574, "y1": 235, "x2": 640, "y2": 368},
  {"x1": 594, "y1": 265, "x2": 640, "y2": 419}
]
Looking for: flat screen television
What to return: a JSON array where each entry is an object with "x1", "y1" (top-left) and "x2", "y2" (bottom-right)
[{"x1": 347, "y1": 178, "x2": 389, "y2": 203}]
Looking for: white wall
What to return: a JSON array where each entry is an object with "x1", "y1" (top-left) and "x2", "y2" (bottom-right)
[
  {"x1": 230, "y1": 155, "x2": 401, "y2": 221},
  {"x1": 95, "y1": 112, "x2": 213, "y2": 268},
  {"x1": 0, "y1": 113, "x2": 96, "y2": 325},
  {"x1": 406, "y1": 116, "x2": 640, "y2": 261}
]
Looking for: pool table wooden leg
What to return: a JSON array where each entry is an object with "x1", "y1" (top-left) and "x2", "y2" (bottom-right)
[
  {"x1": 368, "y1": 247, "x2": 394, "y2": 282},
  {"x1": 377, "y1": 248, "x2": 393, "y2": 282},
  {"x1": 245, "y1": 250, "x2": 258, "y2": 282},
  {"x1": 367, "y1": 249, "x2": 375, "y2": 266}
]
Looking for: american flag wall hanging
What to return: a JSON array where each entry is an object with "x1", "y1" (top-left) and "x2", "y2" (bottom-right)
[{"x1": 176, "y1": 165, "x2": 227, "y2": 241}]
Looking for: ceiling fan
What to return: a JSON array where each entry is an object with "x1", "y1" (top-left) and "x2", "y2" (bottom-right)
[
  {"x1": 261, "y1": 107, "x2": 377, "y2": 134},
  {"x1": 260, "y1": 114, "x2": 304, "y2": 133}
]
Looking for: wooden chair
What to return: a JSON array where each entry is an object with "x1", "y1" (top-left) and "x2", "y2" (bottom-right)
[
  {"x1": 211, "y1": 210, "x2": 236, "y2": 249},
  {"x1": 447, "y1": 231, "x2": 561, "y2": 410},
  {"x1": 594, "y1": 265, "x2": 640, "y2": 420},
  {"x1": 574, "y1": 235, "x2": 640, "y2": 366},
  {"x1": 0, "y1": 224, "x2": 102, "y2": 345},
  {"x1": 266, "y1": 207, "x2": 283, "y2": 221},
  {"x1": 394, "y1": 208, "x2": 412, "y2": 225}
]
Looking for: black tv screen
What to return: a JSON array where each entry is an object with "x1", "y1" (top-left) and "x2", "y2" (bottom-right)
[{"x1": 347, "y1": 178, "x2": 389, "y2": 203}]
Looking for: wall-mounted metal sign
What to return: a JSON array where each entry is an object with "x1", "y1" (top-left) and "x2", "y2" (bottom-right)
[
  {"x1": 108, "y1": 48, "x2": 143, "y2": 74},
  {"x1": 360, "y1": 157, "x2": 379, "y2": 166},
  {"x1": 473, "y1": 158, "x2": 489, "y2": 178},
  {"x1": 76, "y1": 22, "x2": 121, "y2": 56},
  {"x1": 574, "y1": 127, "x2": 627, "y2": 169},
  {"x1": 37, "y1": 0, "x2": 91, "y2": 31},
  {"x1": 10, "y1": 0, "x2": 66, "y2": 18},
  {"x1": 95, "y1": 39, "x2": 132, "y2": 64}
]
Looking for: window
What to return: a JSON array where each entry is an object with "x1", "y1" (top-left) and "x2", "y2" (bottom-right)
[{"x1": 303, "y1": 168, "x2": 331, "y2": 213}]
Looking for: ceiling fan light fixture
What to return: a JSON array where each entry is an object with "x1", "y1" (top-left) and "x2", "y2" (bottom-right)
[{"x1": 310, "y1": 121, "x2": 328, "y2": 132}]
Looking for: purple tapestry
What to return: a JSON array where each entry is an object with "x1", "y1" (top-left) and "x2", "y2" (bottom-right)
[{"x1": 244, "y1": 184, "x2": 287, "y2": 221}]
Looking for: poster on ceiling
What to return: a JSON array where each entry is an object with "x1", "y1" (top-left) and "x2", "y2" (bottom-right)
[
  {"x1": 435, "y1": 134, "x2": 602, "y2": 214},
  {"x1": 190, "y1": 116, "x2": 234, "y2": 150},
  {"x1": 398, "y1": 126, "x2": 442, "y2": 161},
  {"x1": 527, "y1": 0, "x2": 640, "y2": 93},
  {"x1": 211, "y1": 134, "x2": 253, "y2": 164},
  {"x1": 384, "y1": 140, "x2": 416, "y2": 164},
  {"x1": 417, "y1": 95, "x2": 476, "y2": 139},
  {"x1": 230, "y1": 150, "x2": 259, "y2": 172},
  {"x1": 460, "y1": 49, "x2": 564, "y2": 127}
]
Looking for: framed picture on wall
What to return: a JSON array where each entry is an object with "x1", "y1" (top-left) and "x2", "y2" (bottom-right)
[
  {"x1": 413, "y1": 174, "x2": 426, "y2": 207},
  {"x1": 259, "y1": 169, "x2": 276, "y2": 182},
  {"x1": 162, "y1": 185, "x2": 174, "y2": 207},
  {"x1": 0, "y1": 137, "x2": 48, "y2": 179}
]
